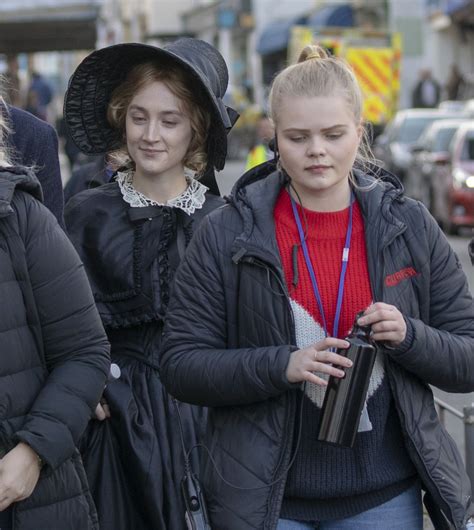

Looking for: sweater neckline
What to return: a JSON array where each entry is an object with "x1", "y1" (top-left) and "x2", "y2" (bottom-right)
[{"x1": 274, "y1": 189, "x2": 364, "y2": 239}]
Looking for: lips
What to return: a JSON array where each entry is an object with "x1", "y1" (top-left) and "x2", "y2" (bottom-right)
[
  {"x1": 305, "y1": 165, "x2": 330, "y2": 170},
  {"x1": 140, "y1": 148, "x2": 164, "y2": 155}
]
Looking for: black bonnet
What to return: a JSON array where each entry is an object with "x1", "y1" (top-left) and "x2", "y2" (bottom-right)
[{"x1": 64, "y1": 38, "x2": 239, "y2": 186}]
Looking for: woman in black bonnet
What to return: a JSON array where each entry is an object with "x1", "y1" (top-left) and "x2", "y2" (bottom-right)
[{"x1": 63, "y1": 38, "x2": 238, "y2": 530}]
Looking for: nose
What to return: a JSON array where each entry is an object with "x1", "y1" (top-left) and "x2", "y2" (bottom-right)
[
  {"x1": 143, "y1": 120, "x2": 161, "y2": 143},
  {"x1": 306, "y1": 135, "x2": 326, "y2": 158}
]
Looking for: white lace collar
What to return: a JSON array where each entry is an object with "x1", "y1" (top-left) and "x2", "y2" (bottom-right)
[{"x1": 116, "y1": 170, "x2": 208, "y2": 215}]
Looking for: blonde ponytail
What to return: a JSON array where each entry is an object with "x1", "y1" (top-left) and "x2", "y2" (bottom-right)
[{"x1": 297, "y1": 45, "x2": 330, "y2": 63}]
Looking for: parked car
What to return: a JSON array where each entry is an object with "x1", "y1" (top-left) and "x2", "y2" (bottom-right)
[
  {"x1": 373, "y1": 108, "x2": 464, "y2": 183},
  {"x1": 438, "y1": 100, "x2": 466, "y2": 113},
  {"x1": 404, "y1": 118, "x2": 468, "y2": 209},
  {"x1": 446, "y1": 121, "x2": 474, "y2": 234}
]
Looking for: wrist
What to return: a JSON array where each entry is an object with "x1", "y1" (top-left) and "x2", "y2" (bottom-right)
[{"x1": 18, "y1": 442, "x2": 44, "y2": 469}]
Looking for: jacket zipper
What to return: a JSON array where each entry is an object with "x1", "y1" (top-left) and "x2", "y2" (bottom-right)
[{"x1": 240, "y1": 255, "x2": 298, "y2": 530}]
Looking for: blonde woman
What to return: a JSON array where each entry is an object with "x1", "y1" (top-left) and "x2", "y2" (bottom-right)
[{"x1": 161, "y1": 46, "x2": 474, "y2": 529}]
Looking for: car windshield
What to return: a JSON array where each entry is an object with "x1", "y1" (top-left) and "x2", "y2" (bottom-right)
[
  {"x1": 460, "y1": 133, "x2": 474, "y2": 161},
  {"x1": 433, "y1": 127, "x2": 458, "y2": 152},
  {"x1": 397, "y1": 116, "x2": 440, "y2": 144}
]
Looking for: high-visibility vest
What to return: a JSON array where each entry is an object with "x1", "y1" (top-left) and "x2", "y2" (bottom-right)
[{"x1": 245, "y1": 144, "x2": 269, "y2": 170}]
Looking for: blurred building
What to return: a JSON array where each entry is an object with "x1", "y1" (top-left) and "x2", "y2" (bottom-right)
[
  {"x1": 425, "y1": 0, "x2": 474, "y2": 98},
  {"x1": 0, "y1": 0, "x2": 102, "y2": 53},
  {"x1": 2, "y1": 0, "x2": 472, "y2": 124}
]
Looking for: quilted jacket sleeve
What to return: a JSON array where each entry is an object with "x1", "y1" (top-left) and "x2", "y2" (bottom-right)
[
  {"x1": 160, "y1": 211, "x2": 297, "y2": 408},
  {"x1": 13, "y1": 193, "x2": 110, "y2": 469},
  {"x1": 387, "y1": 204, "x2": 474, "y2": 392}
]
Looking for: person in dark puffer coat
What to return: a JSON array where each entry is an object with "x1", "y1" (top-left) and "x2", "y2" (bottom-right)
[
  {"x1": 160, "y1": 46, "x2": 474, "y2": 530},
  {"x1": 0, "y1": 117, "x2": 110, "y2": 528}
]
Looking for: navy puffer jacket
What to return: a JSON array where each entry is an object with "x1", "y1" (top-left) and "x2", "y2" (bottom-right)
[
  {"x1": 0, "y1": 167, "x2": 110, "y2": 530},
  {"x1": 161, "y1": 162, "x2": 474, "y2": 530}
]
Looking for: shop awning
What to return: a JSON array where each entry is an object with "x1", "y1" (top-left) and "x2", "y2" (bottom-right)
[
  {"x1": 308, "y1": 3, "x2": 354, "y2": 28},
  {"x1": 0, "y1": 1, "x2": 101, "y2": 53},
  {"x1": 257, "y1": 15, "x2": 308, "y2": 56}
]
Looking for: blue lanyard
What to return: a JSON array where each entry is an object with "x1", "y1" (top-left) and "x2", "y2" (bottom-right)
[{"x1": 290, "y1": 192, "x2": 354, "y2": 339}]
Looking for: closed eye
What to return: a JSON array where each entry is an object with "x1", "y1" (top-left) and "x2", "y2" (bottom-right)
[{"x1": 326, "y1": 133, "x2": 343, "y2": 140}]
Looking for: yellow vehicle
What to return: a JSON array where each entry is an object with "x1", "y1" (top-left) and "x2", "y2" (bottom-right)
[{"x1": 289, "y1": 26, "x2": 402, "y2": 131}]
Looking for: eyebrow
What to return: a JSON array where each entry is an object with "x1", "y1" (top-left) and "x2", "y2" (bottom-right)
[
  {"x1": 282, "y1": 124, "x2": 348, "y2": 133},
  {"x1": 128, "y1": 105, "x2": 183, "y2": 117}
]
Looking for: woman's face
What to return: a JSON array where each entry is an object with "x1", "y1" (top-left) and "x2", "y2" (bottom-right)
[
  {"x1": 125, "y1": 80, "x2": 193, "y2": 181},
  {"x1": 276, "y1": 95, "x2": 361, "y2": 210}
]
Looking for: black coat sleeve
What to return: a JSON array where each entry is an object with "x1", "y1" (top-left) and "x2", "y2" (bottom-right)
[
  {"x1": 13, "y1": 194, "x2": 110, "y2": 469},
  {"x1": 160, "y1": 212, "x2": 296, "y2": 408},
  {"x1": 387, "y1": 206, "x2": 474, "y2": 392}
]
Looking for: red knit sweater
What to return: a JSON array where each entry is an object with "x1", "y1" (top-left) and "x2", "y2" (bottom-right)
[
  {"x1": 274, "y1": 189, "x2": 372, "y2": 341},
  {"x1": 273, "y1": 189, "x2": 416, "y2": 522}
]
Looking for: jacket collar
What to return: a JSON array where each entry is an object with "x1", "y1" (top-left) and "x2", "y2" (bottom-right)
[
  {"x1": 352, "y1": 167, "x2": 407, "y2": 249},
  {"x1": 0, "y1": 166, "x2": 43, "y2": 218},
  {"x1": 228, "y1": 161, "x2": 286, "y2": 268},
  {"x1": 228, "y1": 161, "x2": 407, "y2": 265}
]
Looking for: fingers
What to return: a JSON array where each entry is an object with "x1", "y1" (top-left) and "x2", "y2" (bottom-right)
[
  {"x1": 305, "y1": 349, "x2": 352, "y2": 383},
  {"x1": 102, "y1": 403, "x2": 111, "y2": 418},
  {"x1": 359, "y1": 303, "x2": 406, "y2": 345},
  {"x1": 317, "y1": 337, "x2": 351, "y2": 352},
  {"x1": 0, "y1": 477, "x2": 28, "y2": 511},
  {"x1": 286, "y1": 340, "x2": 352, "y2": 385},
  {"x1": 94, "y1": 402, "x2": 110, "y2": 421},
  {"x1": 0, "y1": 483, "x2": 30, "y2": 511}
]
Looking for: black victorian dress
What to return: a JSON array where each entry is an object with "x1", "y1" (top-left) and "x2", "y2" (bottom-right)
[{"x1": 65, "y1": 175, "x2": 223, "y2": 530}]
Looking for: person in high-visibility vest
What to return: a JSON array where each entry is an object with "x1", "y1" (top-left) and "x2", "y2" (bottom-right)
[{"x1": 245, "y1": 114, "x2": 274, "y2": 170}]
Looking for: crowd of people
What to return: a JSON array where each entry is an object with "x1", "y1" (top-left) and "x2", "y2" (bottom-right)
[
  {"x1": 0, "y1": 37, "x2": 473, "y2": 530},
  {"x1": 411, "y1": 64, "x2": 471, "y2": 109}
]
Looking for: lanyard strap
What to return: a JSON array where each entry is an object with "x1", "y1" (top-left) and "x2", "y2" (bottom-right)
[{"x1": 290, "y1": 192, "x2": 354, "y2": 339}]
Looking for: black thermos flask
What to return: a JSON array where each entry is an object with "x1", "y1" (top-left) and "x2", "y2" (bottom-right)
[{"x1": 317, "y1": 311, "x2": 377, "y2": 448}]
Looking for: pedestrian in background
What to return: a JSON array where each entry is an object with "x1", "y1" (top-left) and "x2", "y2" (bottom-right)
[
  {"x1": 63, "y1": 154, "x2": 112, "y2": 202},
  {"x1": 64, "y1": 38, "x2": 238, "y2": 530},
  {"x1": 1, "y1": 101, "x2": 65, "y2": 227},
  {"x1": 0, "y1": 94, "x2": 110, "y2": 530},
  {"x1": 412, "y1": 68, "x2": 441, "y2": 108},
  {"x1": 27, "y1": 71, "x2": 53, "y2": 121},
  {"x1": 3, "y1": 55, "x2": 21, "y2": 107},
  {"x1": 445, "y1": 63, "x2": 465, "y2": 101},
  {"x1": 160, "y1": 45, "x2": 474, "y2": 530},
  {"x1": 245, "y1": 113, "x2": 274, "y2": 170}
]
